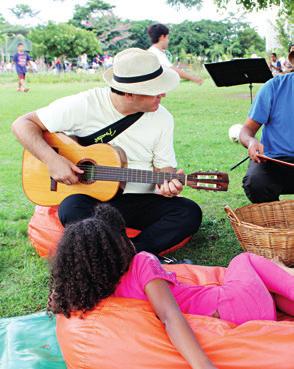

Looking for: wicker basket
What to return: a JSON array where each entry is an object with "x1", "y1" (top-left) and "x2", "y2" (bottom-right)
[{"x1": 225, "y1": 200, "x2": 294, "y2": 266}]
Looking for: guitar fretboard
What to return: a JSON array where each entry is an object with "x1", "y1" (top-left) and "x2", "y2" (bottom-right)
[{"x1": 79, "y1": 165, "x2": 187, "y2": 184}]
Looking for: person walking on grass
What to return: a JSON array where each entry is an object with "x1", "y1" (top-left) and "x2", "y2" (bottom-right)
[
  {"x1": 148, "y1": 23, "x2": 203, "y2": 85},
  {"x1": 12, "y1": 42, "x2": 32, "y2": 92}
]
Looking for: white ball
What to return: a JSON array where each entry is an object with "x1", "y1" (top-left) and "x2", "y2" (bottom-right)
[{"x1": 228, "y1": 124, "x2": 243, "y2": 143}]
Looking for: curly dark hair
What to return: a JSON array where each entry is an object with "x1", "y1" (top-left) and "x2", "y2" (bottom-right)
[{"x1": 47, "y1": 204, "x2": 136, "y2": 318}]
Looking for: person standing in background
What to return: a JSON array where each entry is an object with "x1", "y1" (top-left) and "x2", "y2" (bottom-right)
[
  {"x1": 269, "y1": 53, "x2": 282, "y2": 76},
  {"x1": 12, "y1": 42, "x2": 32, "y2": 92},
  {"x1": 148, "y1": 23, "x2": 203, "y2": 85}
]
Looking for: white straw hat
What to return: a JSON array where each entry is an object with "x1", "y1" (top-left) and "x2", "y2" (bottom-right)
[{"x1": 103, "y1": 48, "x2": 179, "y2": 96}]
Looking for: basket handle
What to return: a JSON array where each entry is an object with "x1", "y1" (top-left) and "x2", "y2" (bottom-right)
[{"x1": 224, "y1": 205, "x2": 241, "y2": 225}]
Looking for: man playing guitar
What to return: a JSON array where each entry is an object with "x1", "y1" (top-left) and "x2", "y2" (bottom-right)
[{"x1": 12, "y1": 48, "x2": 203, "y2": 256}]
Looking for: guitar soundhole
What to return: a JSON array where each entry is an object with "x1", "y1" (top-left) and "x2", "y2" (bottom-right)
[{"x1": 78, "y1": 159, "x2": 96, "y2": 184}]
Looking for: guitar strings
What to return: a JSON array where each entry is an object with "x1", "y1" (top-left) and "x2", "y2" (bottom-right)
[
  {"x1": 76, "y1": 165, "x2": 223, "y2": 185},
  {"x1": 78, "y1": 169, "x2": 220, "y2": 182},
  {"x1": 78, "y1": 167, "x2": 220, "y2": 180}
]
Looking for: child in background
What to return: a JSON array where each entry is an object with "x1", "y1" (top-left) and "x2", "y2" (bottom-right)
[
  {"x1": 48, "y1": 204, "x2": 294, "y2": 369},
  {"x1": 12, "y1": 42, "x2": 31, "y2": 92},
  {"x1": 269, "y1": 52, "x2": 282, "y2": 76}
]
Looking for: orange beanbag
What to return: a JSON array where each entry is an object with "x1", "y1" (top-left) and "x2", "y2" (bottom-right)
[
  {"x1": 56, "y1": 264, "x2": 294, "y2": 369},
  {"x1": 28, "y1": 206, "x2": 191, "y2": 258}
]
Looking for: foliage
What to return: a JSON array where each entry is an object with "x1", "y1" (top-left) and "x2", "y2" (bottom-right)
[
  {"x1": 28, "y1": 23, "x2": 101, "y2": 61},
  {"x1": 0, "y1": 14, "x2": 30, "y2": 60},
  {"x1": 98, "y1": 20, "x2": 132, "y2": 52},
  {"x1": 70, "y1": 0, "x2": 154, "y2": 54},
  {"x1": 70, "y1": 0, "x2": 127, "y2": 53},
  {"x1": 71, "y1": 0, "x2": 114, "y2": 29},
  {"x1": 9, "y1": 3, "x2": 39, "y2": 19},
  {"x1": 127, "y1": 20, "x2": 155, "y2": 50},
  {"x1": 167, "y1": 0, "x2": 292, "y2": 56},
  {"x1": 0, "y1": 13, "x2": 30, "y2": 40},
  {"x1": 0, "y1": 24, "x2": 29, "y2": 37},
  {"x1": 167, "y1": 0, "x2": 294, "y2": 12},
  {"x1": 98, "y1": 19, "x2": 155, "y2": 53},
  {"x1": 168, "y1": 19, "x2": 265, "y2": 61},
  {"x1": 0, "y1": 13, "x2": 5, "y2": 25},
  {"x1": 67, "y1": 0, "x2": 265, "y2": 58},
  {"x1": 276, "y1": 7, "x2": 294, "y2": 51},
  {"x1": 237, "y1": 27, "x2": 266, "y2": 56}
]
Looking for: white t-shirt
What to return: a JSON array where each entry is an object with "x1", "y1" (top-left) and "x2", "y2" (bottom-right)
[
  {"x1": 36, "y1": 87, "x2": 177, "y2": 194},
  {"x1": 270, "y1": 60, "x2": 282, "y2": 76},
  {"x1": 148, "y1": 46, "x2": 172, "y2": 68}
]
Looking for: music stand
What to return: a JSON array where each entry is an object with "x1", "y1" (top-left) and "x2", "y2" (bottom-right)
[{"x1": 204, "y1": 58, "x2": 273, "y2": 104}]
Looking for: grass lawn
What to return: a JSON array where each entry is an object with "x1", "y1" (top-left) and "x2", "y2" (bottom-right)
[{"x1": 0, "y1": 74, "x2": 275, "y2": 318}]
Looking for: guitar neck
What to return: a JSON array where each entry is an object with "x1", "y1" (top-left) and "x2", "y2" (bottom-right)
[{"x1": 82, "y1": 165, "x2": 187, "y2": 185}]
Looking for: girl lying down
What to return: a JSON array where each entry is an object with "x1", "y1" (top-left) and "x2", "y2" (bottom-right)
[{"x1": 48, "y1": 204, "x2": 294, "y2": 369}]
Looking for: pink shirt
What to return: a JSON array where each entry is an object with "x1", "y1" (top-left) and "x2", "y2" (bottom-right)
[{"x1": 113, "y1": 252, "x2": 219, "y2": 317}]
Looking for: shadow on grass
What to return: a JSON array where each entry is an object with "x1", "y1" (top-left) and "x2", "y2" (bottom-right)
[{"x1": 173, "y1": 216, "x2": 243, "y2": 266}]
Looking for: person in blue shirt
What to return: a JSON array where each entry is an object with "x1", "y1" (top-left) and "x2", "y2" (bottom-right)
[
  {"x1": 240, "y1": 70, "x2": 294, "y2": 203},
  {"x1": 12, "y1": 42, "x2": 31, "y2": 92}
]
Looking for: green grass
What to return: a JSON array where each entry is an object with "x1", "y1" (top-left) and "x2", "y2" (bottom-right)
[
  {"x1": 0, "y1": 75, "x2": 269, "y2": 317},
  {"x1": 0, "y1": 70, "x2": 104, "y2": 84}
]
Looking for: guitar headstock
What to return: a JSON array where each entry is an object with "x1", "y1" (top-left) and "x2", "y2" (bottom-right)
[{"x1": 186, "y1": 171, "x2": 229, "y2": 191}]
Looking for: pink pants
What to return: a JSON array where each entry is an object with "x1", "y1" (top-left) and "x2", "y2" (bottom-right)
[{"x1": 217, "y1": 253, "x2": 294, "y2": 325}]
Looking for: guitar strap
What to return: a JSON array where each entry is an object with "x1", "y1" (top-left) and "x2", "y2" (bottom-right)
[{"x1": 77, "y1": 111, "x2": 144, "y2": 147}]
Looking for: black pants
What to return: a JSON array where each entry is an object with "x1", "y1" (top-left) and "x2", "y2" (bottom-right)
[
  {"x1": 58, "y1": 193, "x2": 202, "y2": 255},
  {"x1": 242, "y1": 156, "x2": 294, "y2": 203}
]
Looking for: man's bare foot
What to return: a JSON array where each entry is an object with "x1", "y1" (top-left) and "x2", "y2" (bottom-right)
[{"x1": 272, "y1": 256, "x2": 294, "y2": 276}]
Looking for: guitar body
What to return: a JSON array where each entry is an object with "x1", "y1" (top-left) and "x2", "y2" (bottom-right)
[{"x1": 22, "y1": 132, "x2": 126, "y2": 206}]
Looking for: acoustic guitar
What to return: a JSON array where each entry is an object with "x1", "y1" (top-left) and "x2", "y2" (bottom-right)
[{"x1": 22, "y1": 132, "x2": 229, "y2": 206}]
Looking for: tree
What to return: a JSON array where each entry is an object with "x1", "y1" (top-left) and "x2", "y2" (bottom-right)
[
  {"x1": 0, "y1": 13, "x2": 30, "y2": 62},
  {"x1": 9, "y1": 4, "x2": 39, "y2": 19},
  {"x1": 167, "y1": 0, "x2": 293, "y2": 54},
  {"x1": 237, "y1": 27, "x2": 265, "y2": 55},
  {"x1": 70, "y1": 0, "x2": 126, "y2": 53},
  {"x1": 71, "y1": 0, "x2": 114, "y2": 29},
  {"x1": 28, "y1": 23, "x2": 101, "y2": 61},
  {"x1": 126, "y1": 20, "x2": 155, "y2": 50},
  {"x1": 209, "y1": 43, "x2": 225, "y2": 61},
  {"x1": 168, "y1": 19, "x2": 265, "y2": 61},
  {"x1": 167, "y1": 0, "x2": 293, "y2": 12},
  {"x1": 70, "y1": 1, "x2": 150, "y2": 54},
  {"x1": 276, "y1": 11, "x2": 294, "y2": 50},
  {"x1": 0, "y1": 14, "x2": 6, "y2": 55}
]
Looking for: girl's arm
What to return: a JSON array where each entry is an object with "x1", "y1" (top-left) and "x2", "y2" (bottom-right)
[{"x1": 145, "y1": 279, "x2": 216, "y2": 369}]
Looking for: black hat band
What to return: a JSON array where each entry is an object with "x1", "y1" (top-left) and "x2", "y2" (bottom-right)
[{"x1": 113, "y1": 66, "x2": 163, "y2": 84}]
